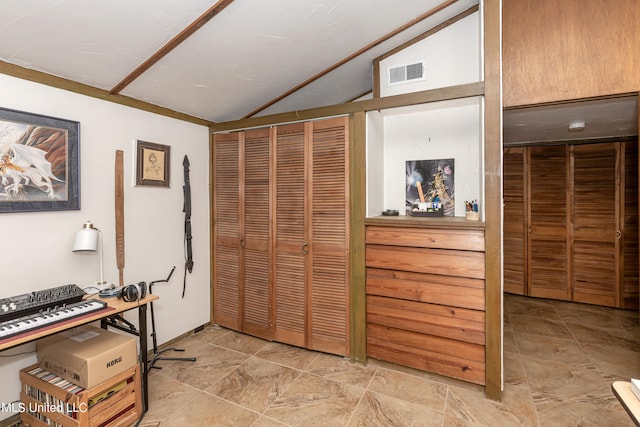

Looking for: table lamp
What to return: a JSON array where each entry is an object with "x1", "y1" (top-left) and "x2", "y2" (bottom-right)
[{"x1": 72, "y1": 221, "x2": 108, "y2": 290}]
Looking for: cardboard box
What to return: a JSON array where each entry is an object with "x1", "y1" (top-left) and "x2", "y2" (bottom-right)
[{"x1": 37, "y1": 325, "x2": 137, "y2": 389}]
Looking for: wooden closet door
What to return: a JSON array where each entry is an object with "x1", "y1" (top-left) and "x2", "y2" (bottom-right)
[
  {"x1": 273, "y1": 123, "x2": 307, "y2": 347},
  {"x1": 242, "y1": 128, "x2": 271, "y2": 338},
  {"x1": 503, "y1": 147, "x2": 527, "y2": 295},
  {"x1": 528, "y1": 145, "x2": 570, "y2": 300},
  {"x1": 308, "y1": 117, "x2": 350, "y2": 355},
  {"x1": 572, "y1": 143, "x2": 620, "y2": 306},
  {"x1": 213, "y1": 132, "x2": 241, "y2": 329}
]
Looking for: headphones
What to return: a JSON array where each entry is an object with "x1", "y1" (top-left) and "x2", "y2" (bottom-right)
[{"x1": 119, "y1": 281, "x2": 147, "y2": 302}]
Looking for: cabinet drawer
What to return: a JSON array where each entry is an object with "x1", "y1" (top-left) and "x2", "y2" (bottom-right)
[
  {"x1": 366, "y1": 244, "x2": 485, "y2": 279},
  {"x1": 366, "y1": 226, "x2": 484, "y2": 251},
  {"x1": 366, "y1": 268, "x2": 485, "y2": 310}
]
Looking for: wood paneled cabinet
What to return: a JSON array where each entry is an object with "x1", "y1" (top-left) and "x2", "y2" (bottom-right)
[
  {"x1": 364, "y1": 219, "x2": 486, "y2": 385},
  {"x1": 212, "y1": 117, "x2": 350, "y2": 356},
  {"x1": 503, "y1": 142, "x2": 639, "y2": 308}
]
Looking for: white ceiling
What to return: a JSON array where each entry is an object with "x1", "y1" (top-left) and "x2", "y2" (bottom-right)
[{"x1": 0, "y1": 0, "x2": 478, "y2": 124}]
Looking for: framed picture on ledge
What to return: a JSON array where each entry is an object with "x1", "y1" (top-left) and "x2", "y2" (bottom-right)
[
  {"x1": 0, "y1": 107, "x2": 80, "y2": 213},
  {"x1": 135, "y1": 140, "x2": 170, "y2": 187}
]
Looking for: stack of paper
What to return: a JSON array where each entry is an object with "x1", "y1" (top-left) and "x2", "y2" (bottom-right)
[{"x1": 632, "y1": 378, "x2": 640, "y2": 400}]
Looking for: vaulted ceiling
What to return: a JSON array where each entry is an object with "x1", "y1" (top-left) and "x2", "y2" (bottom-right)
[{"x1": 0, "y1": 0, "x2": 478, "y2": 125}]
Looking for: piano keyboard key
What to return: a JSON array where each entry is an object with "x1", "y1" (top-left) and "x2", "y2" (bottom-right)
[{"x1": 0, "y1": 300, "x2": 107, "y2": 340}]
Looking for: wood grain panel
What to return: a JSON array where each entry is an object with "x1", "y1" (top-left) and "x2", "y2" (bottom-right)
[
  {"x1": 572, "y1": 143, "x2": 618, "y2": 306},
  {"x1": 503, "y1": 0, "x2": 640, "y2": 106},
  {"x1": 366, "y1": 268, "x2": 485, "y2": 310},
  {"x1": 214, "y1": 133, "x2": 240, "y2": 238},
  {"x1": 274, "y1": 123, "x2": 306, "y2": 347},
  {"x1": 213, "y1": 132, "x2": 240, "y2": 330},
  {"x1": 503, "y1": 147, "x2": 526, "y2": 295},
  {"x1": 367, "y1": 295, "x2": 485, "y2": 344},
  {"x1": 366, "y1": 245, "x2": 485, "y2": 279},
  {"x1": 242, "y1": 128, "x2": 271, "y2": 338},
  {"x1": 243, "y1": 248, "x2": 270, "y2": 337},
  {"x1": 213, "y1": 245, "x2": 240, "y2": 329},
  {"x1": 366, "y1": 226, "x2": 485, "y2": 251},
  {"x1": 528, "y1": 145, "x2": 569, "y2": 300},
  {"x1": 623, "y1": 141, "x2": 639, "y2": 309},
  {"x1": 309, "y1": 117, "x2": 350, "y2": 355},
  {"x1": 273, "y1": 252, "x2": 305, "y2": 346},
  {"x1": 367, "y1": 323, "x2": 485, "y2": 384}
]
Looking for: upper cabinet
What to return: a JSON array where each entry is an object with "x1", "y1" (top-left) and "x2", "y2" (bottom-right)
[{"x1": 503, "y1": 0, "x2": 640, "y2": 107}]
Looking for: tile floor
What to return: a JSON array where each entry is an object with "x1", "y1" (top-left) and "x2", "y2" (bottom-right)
[{"x1": 139, "y1": 294, "x2": 640, "y2": 426}]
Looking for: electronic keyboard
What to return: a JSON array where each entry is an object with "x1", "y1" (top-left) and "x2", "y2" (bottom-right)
[
  {"x1": 0, "y1": 299, "x2": 108, "y2": 340},
  {"x1": 0, "y1": 284, "x2": 86, "y2": 323}
]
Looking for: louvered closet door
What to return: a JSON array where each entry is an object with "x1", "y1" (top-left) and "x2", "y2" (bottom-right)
[
  {"x1": 503, "y1": 147, "x2": 526, "y2": 295},
  {"x1": 309, "y1": 117, "x2": 350, "y2": 356},
  {"x1": 242, "y1": 128, "x2": 271, "y2": 338},
  {"x1": 572, "y1": 143, "x2": 620, "y2": 307},
  {"x1": 213, "y1": 132, "x2": 241, "y2": 329},
  {"x1": 623, "y1": 141, "x2": 639, "y2": 309},
  {"x1": 273, "y1": 123, "x2": 307, "y2": 347},
  {"x1": 528, "y1": 145, "x2": 570, "y2": 300}
]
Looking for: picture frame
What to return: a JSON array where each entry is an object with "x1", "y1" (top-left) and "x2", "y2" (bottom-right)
[
  {"x1": 135, "y1": 140, "x2": 170, "y2": 187},
  {"x1": 0, "y1": 107, "x2": 80, "y2": 213},
  {"x1": 406, "y1": 158, "x2": 455, "y2": 216}
]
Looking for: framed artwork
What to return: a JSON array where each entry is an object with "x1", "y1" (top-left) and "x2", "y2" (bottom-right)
[
  {"x1": 406, "y1": 158, "x2": 455, "y2": 216},
  {"x1": 135, "y1": 140, "x2": 170, "y2": 187},
  {"x1": 0, "y1": 107, "x2": 80, "y2": 213}
]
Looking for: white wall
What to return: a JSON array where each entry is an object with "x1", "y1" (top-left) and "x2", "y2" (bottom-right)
[
  {"x1": 379, "y1": 98, "x2": 482, "y2": 216},
  {"x1": 0, "y1": 74, "x2": 210, "y2": 418},
  {"x1": 366, "y1": 11, "x2": 483, "y2": 218},
  {"x1": 379, "y1": 11, "x2": 480, "y2": 97}
]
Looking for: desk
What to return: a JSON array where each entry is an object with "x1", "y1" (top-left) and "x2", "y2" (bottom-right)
[
  {"x1": 612, "y1": 381, "x2": 640, "y2": 426},
  {"x1": 0, "y1": 294, "x2": 158, "y2": 413}
]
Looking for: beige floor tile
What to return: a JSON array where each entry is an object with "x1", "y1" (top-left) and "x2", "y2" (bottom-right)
[
  {"x1": 210, "y1": 330, "x2": 270, "y2": 355},
  {"x1": 368, "y1": 368, "x2": 447, "y2": 410},
  {"x1": 445, "y1": 384, "x2": 537, "y2": 427},
  {"x1": 135, "y1": 295, "x2": 638, "y2": 426},
  {"x1": 304, "y1": 352, "x2": 377, "y2": 389},
  {"x1": 205, "y1": 356, "x2": 301, "y2": 413},
  {"x1": 263, "y1": 372, "x2": 363, "y2": 426},
  {"x1": 255, "y1": 342, "x2": 320, "y2": 370},
  {"x1": 514, "y1": 331, "x2": 591, "y2": 365},
  {"x1": 535, "y1": 398, "x2": 635, "y2": 427},
  {"x1": 160, "y1": 393, "x2": 259, "y2": 427},
  {"x1": 159, "y1": 343, "x2": 250, "y2": 390},
  {"x1": 347, "y1": 390, "x2": 445, "y2": 427}
]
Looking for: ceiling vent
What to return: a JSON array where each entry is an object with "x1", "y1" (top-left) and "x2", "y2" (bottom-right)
[{"x1": 387, "y1": 61, "x2": 425, "y2": 86}]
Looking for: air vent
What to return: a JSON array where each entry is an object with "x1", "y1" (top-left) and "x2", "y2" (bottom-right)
[{"x1": 387, "y1": 61, "x2": 425, "y2": 86}]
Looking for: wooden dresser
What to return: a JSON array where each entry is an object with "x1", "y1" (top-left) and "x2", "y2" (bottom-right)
[{"x1": 364, "y1": 216, "x2": 486, "y2": 384}]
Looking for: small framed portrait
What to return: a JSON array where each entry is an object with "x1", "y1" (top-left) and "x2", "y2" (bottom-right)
[{"x1": 135, "y1": 140, "x2": 170, "y2": 187}]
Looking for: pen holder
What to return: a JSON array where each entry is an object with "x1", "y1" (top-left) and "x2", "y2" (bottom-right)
[{"x1": 465, "y1": 211, "x2": 480, "y2": 221}]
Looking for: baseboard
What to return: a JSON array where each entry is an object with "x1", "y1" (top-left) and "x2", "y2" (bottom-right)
[{"x1": 145, "y1": 322, "x2": 209, "y2": 359}]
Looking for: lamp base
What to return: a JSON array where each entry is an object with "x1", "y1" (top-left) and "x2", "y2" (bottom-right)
[{"x1": 95, "y1": 281, "x2": 116, "y2": 292}]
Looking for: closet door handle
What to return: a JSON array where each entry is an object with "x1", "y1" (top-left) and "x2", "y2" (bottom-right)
[
  {"x1": 302, "y1": 243, "x2": 309, "y2": 255},
  {"x1": 240, "y1": 239, "x2": 245, "y2": 248},
  {"x1": 616, "y1": 230, "x2": 622, "y2": 240}
]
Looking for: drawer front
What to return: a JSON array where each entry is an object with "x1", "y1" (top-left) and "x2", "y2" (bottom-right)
[{"x1": 366, "y1": 226, "x2": 485, "y2": 251}]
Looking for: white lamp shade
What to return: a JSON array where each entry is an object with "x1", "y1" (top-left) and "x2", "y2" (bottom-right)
[{"x1": 73, "y1": 222, "x2": 99, "y2": 252}]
